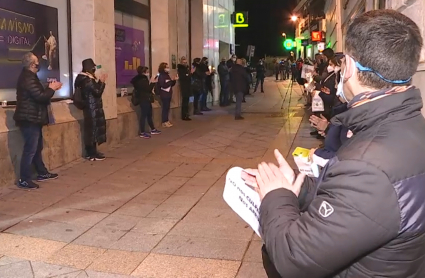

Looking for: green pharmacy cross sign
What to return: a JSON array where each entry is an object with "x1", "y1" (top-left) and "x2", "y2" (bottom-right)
[{"x1": 283, "y1": 39, "x2": 296, "y2": 50}]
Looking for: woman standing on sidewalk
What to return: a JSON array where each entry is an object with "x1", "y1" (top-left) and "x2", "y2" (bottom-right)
[
  {"x1": 74, "y1": 58, "x2": 107, "y2": 161},
  {"x1": 157, "y1": 62, "x2": 178, "y2": 128},
  {"x1": 131, "y1": 66, "x2": 161, "y2": 139}
]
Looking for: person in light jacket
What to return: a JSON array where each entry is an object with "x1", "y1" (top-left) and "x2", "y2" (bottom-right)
[{"x1": 157, "y1": 62, "x2": 178, "y2": 127}]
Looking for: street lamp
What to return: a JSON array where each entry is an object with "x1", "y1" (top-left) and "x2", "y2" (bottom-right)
[
  {"x1": 282, "y1": 32, "x2": 286, "y2": 39},
  {"x1": 291, "y1": 15, "x2": 298, "y2": 22}
]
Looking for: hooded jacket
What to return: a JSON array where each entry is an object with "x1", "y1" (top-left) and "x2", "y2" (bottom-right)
[
  {"x1": 260, "y1": 87, "x2": 425, "y2": 278},
  {"x1": 74, "y1": 72, "x2": 106, "y2": 146}
]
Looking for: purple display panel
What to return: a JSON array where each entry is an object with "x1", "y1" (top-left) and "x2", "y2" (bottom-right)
[
  {"x1": 115, "y1": 24, "x2": 145, "y2": 86},
  {"x1": 0, "y1": 1, "x2": 60, "y2": 89}
]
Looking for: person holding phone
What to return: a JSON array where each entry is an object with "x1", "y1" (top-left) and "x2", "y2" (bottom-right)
[
  {"x1": 14, "y1": 52, "x2": 62, "y2": 189},
  {"x1": 74, "y1": 58, "x2": 108, "y2": 161}
]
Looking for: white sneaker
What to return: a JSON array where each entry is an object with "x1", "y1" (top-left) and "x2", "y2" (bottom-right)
[
  {"x1": 48, "y1": 66, "x2": 52, "y2": 70},
  {"x1": 42, "y1": 55, "x2": 48, "y2": 60},
  {"x1": 162, "y1": 122, "x2": 171, "y2": 128},
  {"x1": 167, "y1": 121, "x2": 173, "y2": 127}
]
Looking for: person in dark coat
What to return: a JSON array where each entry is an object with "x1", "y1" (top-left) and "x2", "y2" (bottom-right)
[
  {"x1": 191, "y1": 58, "x2": 205, "y2": 115},
  {"x1": 157, "y1": 62, "x2": 177, "y2": 127},
  {"x1": 230, "y1": 58, "x2": 249, "y2": 120},
  {"x1": 74, "y1": 58, "x2": 107, "y2": 161},
  {"x1": 131, "y1": 66, "x2": 161, "y2": 139},
  {"x1": 243, "y1": 10, "x2": 425, "y2": 278},
  {"x1": 199, "y1": 57, "x2": 211, "y2": 111},
  {"x1": 14, "y1": 52, "x2": 62, "y2": 189},
  {"x1": 226, "y1": 55, "x2": 236, "y2": 103},
  {"x1": 177, "y1": 57, "x2": 192, "y2": 121},
  {"x1": 218, "y1": 58, "x2": 230, "y2": 106},
  {"x1": 254, "y1": 60, "x2": 265, "y2": 93}
]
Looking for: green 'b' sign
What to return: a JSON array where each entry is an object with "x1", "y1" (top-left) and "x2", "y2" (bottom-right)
[{"x1": 231, "y1": 12, "x2": 248, "y2": 28}]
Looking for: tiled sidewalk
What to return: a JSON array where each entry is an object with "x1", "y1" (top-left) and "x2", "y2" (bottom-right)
[{"x1": 0, "y1": 79, "x2": 322, "y2": 278}]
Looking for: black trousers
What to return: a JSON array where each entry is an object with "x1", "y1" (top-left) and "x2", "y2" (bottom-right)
[
  {"x1": 262, "y1": 245, "x2": 282, "y2": 278},
  {"x1": 85, "y1": 143, "x2": 98, "y2": 157},
  {"x1": 181, "y1": 96, "x2": 190, "y2": 118}
]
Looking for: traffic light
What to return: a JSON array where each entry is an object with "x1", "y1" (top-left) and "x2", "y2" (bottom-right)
[{"x1": 283, "y1": 39, "x2": 296, "y2": 50}]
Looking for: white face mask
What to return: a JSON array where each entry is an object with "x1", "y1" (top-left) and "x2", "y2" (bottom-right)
[
  {"x1": 336, "y1": 68, "x2": 348, "y2": 103},
  {"x1": 327, "y1": 65, "x2": 334, "y2": 73},
  {"x1": 335, "y1": 66, "x2": 341, "y2": 72},
  {"x1": 164, "y1": 68, "x2": 170, "y2": 73}
]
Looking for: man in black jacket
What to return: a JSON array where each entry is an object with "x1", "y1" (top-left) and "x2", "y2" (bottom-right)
[
  {"x1": 218, "y1": 58, "x2": 230, "y2": 106},
  {"x1": 254, "y1": 60, "x2": 265, "y2": 93},
  {"x1": 242, "y1": 10, "x2": 425, "y2": 278},
  {"x1": 177, "y1": 57, "x2": 192, "y2": 121},
  {"x1": 230, "y1": 59, "x2": 249, "y2": 120},
  {"x1": 14, "y1": 52, "x2": 62, "y2": 189},
  {"x1": 227, "y1": 55, "x2": 236, "y2": 104}
]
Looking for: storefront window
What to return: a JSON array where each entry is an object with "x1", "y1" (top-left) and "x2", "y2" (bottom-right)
[
  {"x1": 0, "y1": 0, "x2": 71, "y2": 102},
  {"x1": 114, "y1": 11, "x2": 150, "y2": 95}
]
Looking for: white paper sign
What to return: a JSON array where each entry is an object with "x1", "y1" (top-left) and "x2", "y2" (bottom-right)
[
  {"x1": 120, "y1": 88, "x2": 128, "y2": 97},
  {"x1": 223, "y1": 167, "x2": 262, "y2": 238}
]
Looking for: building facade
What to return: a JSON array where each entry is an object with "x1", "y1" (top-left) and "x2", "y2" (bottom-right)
[
  {"x1": 0, "y1": 0, "x2": 235, "y2": 186},
  {"x1": 294, "y1": 0, "x2": 425, "y2": 115}
]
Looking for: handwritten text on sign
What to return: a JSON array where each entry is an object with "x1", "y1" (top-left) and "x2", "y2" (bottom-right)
[{"x1": 223, "y1": 167, "x2": 262, "y2": 237}]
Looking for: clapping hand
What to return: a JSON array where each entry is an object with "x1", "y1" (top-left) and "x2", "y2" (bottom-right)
[
  {"x1": 242, "y1": 149, "x2": 305, "y2": 200},
  {"x1": 309, "y1": 114, "x2": 329, "y2": 132},
  {"x1": 99, "y1": 74, "x2": 108, "y2": 83},
  {"x1": 48, "y1": 81, "x2": 62, "y2": 91}
]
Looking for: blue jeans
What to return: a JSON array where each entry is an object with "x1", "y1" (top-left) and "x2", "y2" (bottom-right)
[
  {"x1": 200, "y1": 86, "x2": 208, "y2": 109},
  {"x1": 140, "y1": 100, "x2": 155, "y2": 133},
  {"x1": 235, "y1": 91, "x2": 243, "y2": 117},
  {"x1": 161, "y1": 96, "x2": 172, "y2": 123},
  {"x1": 19, "y1": 124, "x2": 48, "y2": 181}
]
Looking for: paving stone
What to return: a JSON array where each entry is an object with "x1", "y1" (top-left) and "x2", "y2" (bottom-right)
[
  {"x1": 132, "y1": 217, "x2": 178, "y2": 235},
  {"x1": 0, "y1": 200, "x2": 47, "y2": 217},
  {"x1": 169, "y1": 207, "x2": 253, "y2": 241},
  {"x1": 28, "y1": 207, "x2": 108, "y2": 227},
  {"x1": 132, "y1": 253, "x2": 240, "y2": 278},
  {"x1": 111, "y1": 231, "x2": 164, "y2": 253},
  {"x1": 130, "y1": 193, "x2": 170, "y2": 205},
  {"x1": 93, "y1": 213, "x2": 141, "y2": 232},
  {"x1": 52, "y1": 195, "x2": 127, "y2": 213},
  {"x1": 0, "y1": 256, "x2": 26, "y2": 266},
  {"x1": 0, "y1": 214, "x2": 27, "y2": 232},
  {"x1": 0, "y1": 260, "x2": 33, "y2": 278},
  {"x1": 51, "y1": 271, "x2": 82, "y2": 278},
  {"x1": 160, "y1": 194, "x2": 202, "y2": 207},
  {"x1": 32, "y1": 261, "x2": 80, "y2": 278},
  {"x1": 87, "y1": 249, "x2": 147, "y2": 275},
  {"x1": 46, "y1": 244, "x2": 106, "y2": 269},
  {"x1": 142, "y1": 177, "x2": 189, "y2": 195},
  {"x1": 147, "y1": 204, "x2": 192, "y2": 219},
  {"x1": 76, "y1": 270, "x2": 132, "y2": 277},
  {"x1": 243, "y1": 240, "x2": 263, "y2": 262},
  {"x1": 0, "y1": 190, "x2": 66, "y2": 206},
  {"x1": 167, "y1": 163, "x2": 206, "y2": 178},
  {"x1": 0, "y1": 233, "x2": 66, "y2": 261},
  {"x1": 152, "y1": 235, "x2": 249, "y2": 261},
  {"x1": 72, "y1": 227, "x2": 127, "y2": 249},
  {"x1": 236, "y1": 262, "x2": 268, "y2": 278},
  {"x1": 113, "y1": 202, "x2": 158, "y2": 217},
  {"x1": 5, "y1": 218, "x2": 90, "y2": 243}
]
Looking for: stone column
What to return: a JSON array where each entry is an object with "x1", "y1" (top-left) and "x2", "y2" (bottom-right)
[
  {"x1": 70, "y1": 0, "x2": 117, "y2": 119},
  {"x1": 190, "y1": 0, "x2": 204, "y2": 59},
  {"x1": 151, "y1": 0, "x2": 170, "y2": 74}
]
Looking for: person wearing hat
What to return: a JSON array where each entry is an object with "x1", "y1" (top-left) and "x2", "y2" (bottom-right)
[{"x1": 74, "y1": 58, "x2": 108, "y2": 161}]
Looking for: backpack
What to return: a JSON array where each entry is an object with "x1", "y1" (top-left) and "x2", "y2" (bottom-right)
[
  {"x1": 72, "y1": 86, "x2": 85, "y2": 110},
  {"x1": 131, "y1": 89, "x2": 140, "y2": 106}
]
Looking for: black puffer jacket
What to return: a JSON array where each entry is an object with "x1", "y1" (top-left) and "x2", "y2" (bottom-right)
[
  {"x1": 74, "y1": 72, "x2": 106, "y2": 146},
  {"x1": 260, "y1": 87, "x2": 425, "y2": 278},
  {"x1": 13, "y1": 68, "x2": 55, "y2": 126}
]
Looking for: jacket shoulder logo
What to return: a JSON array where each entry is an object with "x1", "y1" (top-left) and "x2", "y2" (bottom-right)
[{"x1": 319, "y1": 201, "x2": 334, "y2": 218}]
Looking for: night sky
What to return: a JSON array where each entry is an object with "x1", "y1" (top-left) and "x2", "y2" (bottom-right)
[{"x1": 235, "y1": 0, "x2": 298, "y2": 58}]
